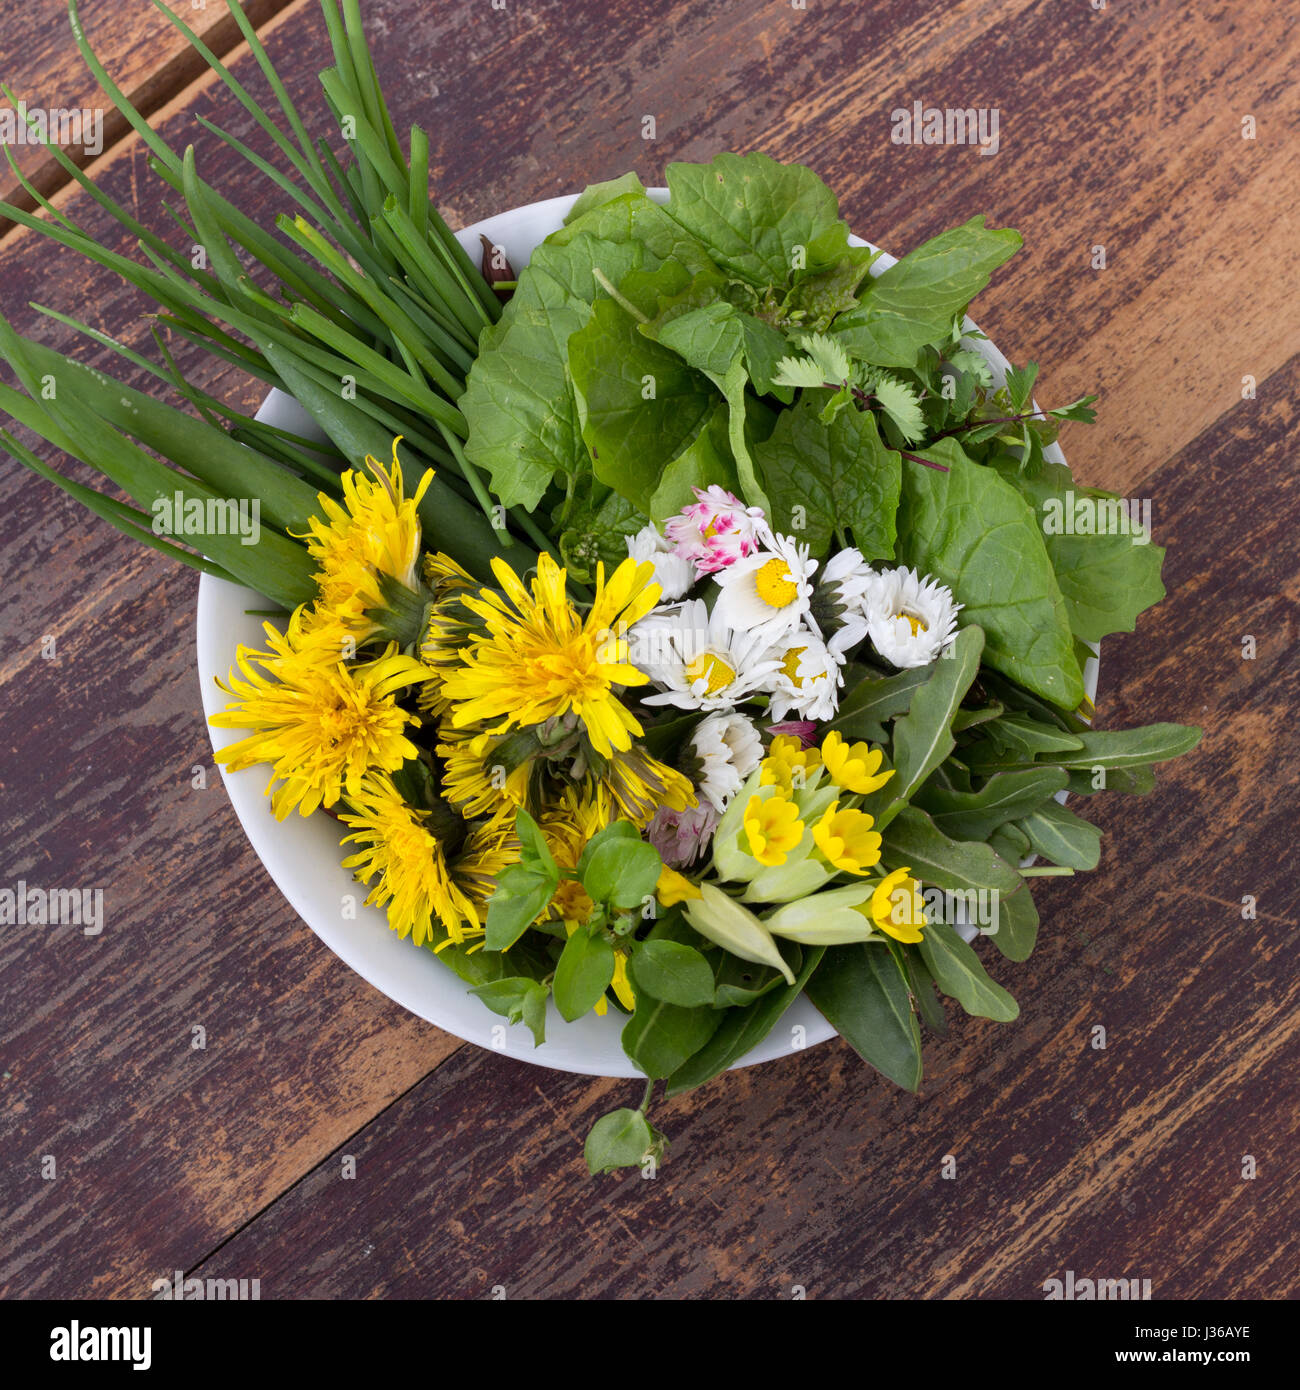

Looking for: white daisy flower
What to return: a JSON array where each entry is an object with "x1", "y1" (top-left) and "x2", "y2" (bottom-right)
[
  {"x1": 712, "y1": 531, "x2": 817, "y2": 638},
  {"x1": 688, "y1": 710, "x2": 764, "y2": 813},
  {"x1": 630, "y1": 599, "x2": 782, "y2": 711},
  {"x1": 625, "y1": 522, "x2": 695, "y2": 601},
  {"x1": 762, "y1": 626, "x2": 844, "y2": 723},
  {"x1": 864, "y1": 566, "x2": 962, "y2": 668},
  {"x1": 808, "y1": 546, "x2": 874, "y2": 657}
]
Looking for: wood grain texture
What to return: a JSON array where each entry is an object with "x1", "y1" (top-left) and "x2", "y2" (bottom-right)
[
  {"x1": 0, "y1": 0, "x2": 1296, "y2": 1299},
  {"x1": 0, "y1": 0, "x2": 299, "y2": 222}
]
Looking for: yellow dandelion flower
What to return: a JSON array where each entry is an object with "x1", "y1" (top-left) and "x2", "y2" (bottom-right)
[
  {"x1": 861, "y1": 866, "x2": 928, "y2": 943},
  {"x1": 436, "y1": 719, "x2": 532, "y2": 819},
  {"x1": 338, "y1": 775, "x2": 517, "y2": 948},
  {"x1": 441, "y1": 553, "x2": 660, "y2": 759},
  {"x1": 299, "y1": 436, "x2": 431, "y2": 638},
  {"x1": 759, "y1": 733, "x2": 822, "y2": 796},
  {"x1": 820, "y1": 730, "x2": 895, "y2": 796},
  {"x1": 584, "y1": 743, "x2": 697, "y2": 828},
  {"x1": 743, "y1": 792, "x2": 804, "y2": 867},
  {"x1": 210, "y1": 609, "x2": 432, "y2": 819},
  {"x1": 418, "y1": 552, "x2": 483, "y2": 717},
  {"x1": 538, "y1": 787, "x2": 612, "y2": 927},
  {"x1": 811, "y1": 801, "x2": 883, "y2": 875}
]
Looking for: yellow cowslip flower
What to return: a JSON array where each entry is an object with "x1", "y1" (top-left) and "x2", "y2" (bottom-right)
[
  {"x1": 812, "y1": 801, "x2": 883, "y2": 875},
  {"x1": 441, "y1": 553, "x2": 660, "y2": 759},
  {"x1": 759, "y1": 733, "x2": 822, "y2": 796},
  {"x1": 656, "y1": 866, "x2": 702, "y2": 905},
  {"x1": 338, "y1": 775, "x2": 516, "y2": 949},
  {"x1": 820, "y1": 730, "x2": 895, "y2": 796},
  {"x1": 743, "y1": 792, "x2": 804, "y2": 867},
  {"x1": 299, "y1": 436, "x2": 431, "y2": 639},
  {"x1": 862, "y1": 866, "x2": 928, "y2": 943},
  {"x1": 210, "y1": 609, "x2": 432, "y2": 819}
]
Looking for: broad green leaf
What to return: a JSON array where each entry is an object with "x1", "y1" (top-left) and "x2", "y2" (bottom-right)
[
  {"x1": 805, "y1": 943, "x2": 922, "y2": 1091},
  {"x1": 581, "y1": 836, "x2": 664, "y2": 911},
  {"x1": 564, "y1": 172, "x2": 647, "y2": 224},
  {"x1": 832, "y1": 217, "x2": 1021, "y2": 367},
  {"x1": 484, "y1": 860, "x2": 560, "y2": 952},
  {"x1": 753, "y1": 394, "x2": 901, "y2": 558},
  {"x1": 553, "y1": 926, "x2": 616, "y2": 1021},
  {"x1": 904, "y1": 951, "x2": 949, "y2": 1037},
  {"x1": 664, "y1": 151, "x2": 850, "y2": 289},
  {"x1": 990, "y1": 456, "x2": 1167, "y2": 643},
  {"x1": 622, "y1": 995, "x2": 722, "y2": 1079},
  {"x1": 919, "y1": 922, "x2": 1019, "y2": 1022},
  {"x1": 629, "y1": 940, "x2": 716, "y2": 1007},
  {"x1": 1017, "y1": 801, "x2": 1101, "y2": 870},
  {"x1": 584, "y1": 1107, "x2": 654, "y2": 1174},
  {"x1": 468, "y1": 977, "x2": 550, "y2": 1046},
  {"x1": 897, "y1": 439, "x2": 1083, "y2": 708},
  {"x1": 569, "y1": 297, "x2": 716, "y2": 512},
  {"x1": 648, "y1": 403, "x2": 740, "y2": 521},
  {"x1": 988, "y1": 880, "x2": 1039, "y2": 961},
  {"x1": 664, "y1": 941, "x2": 822, "y2": 1095},
  {"x1": 460, "y1": 233, "x2": 644, "y2": 508},
  {"x1": 552, "y1": 189, "x2": 720, "y2": 276}
]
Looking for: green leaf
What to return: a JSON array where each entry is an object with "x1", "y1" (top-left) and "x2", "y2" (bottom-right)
[
  {"x1": 460, "y1": 233, "x2": 644, "y2": 509},
  {"x1": 622, "y1": 995, "x2": 723, "y2": 1080},
  {"x1": 832, "y1": 216, "x2": 1021, "y2": 367},
  {"x1": 975, "y1": 712, "x2": 1086, "y2": 761},
  {"x1": 648, "y1": 403, "x2": 740, "y2": 522},
  {"x1": 664, "y1": 941, "x2": 823, "y2": 1094},
  {"x1": 897, "y1": 439, "x2": 1083, "y2": 708},
  {"x1": 904, "y1": 951, "x2": 949, "y2": 1037},
  {"x1": 553, "y1": 926, "x2": 616, "y2": 1021},
  {"x1": 581, "y1": 836, "x2": 663, "y2": 911},
  {"x1": 568, "y1": 297, "x2": 716, "y2": 512},
  {"x1": 990, "y1": 456, "x2": 1167, "y2": 643},
  {"x1": 977, "y1": 723, "x2": 1203, "y2": 774},
  {"x1": 515, "y1": 809, "x2": 557, "y2": 874},
  {"x1": 629, "y1": 940, "x2": 716, "y2": 1007},
  {"x1": 880, "y1": 625, "x2": 985, "y2": 822},
  {"x1": 989, "y1": 880, "x2": 1039, "y2": 962},
  {"x1": 484, "y1": 858, "x2": 560, "y2": 952},
  {"x1": 830, "y1": 664, "x2": 932, "y2": 740},
  {"x1": 584, "y1": 1107, "x2": 655, "y2": 1175},
  {"x1": 575, "y1": 819, "x2": 641, "y2": 878},
  {"x1": 558, "y1": 482, "x2": 647, "y2": 583},
  {"x1": 468, "y1": 977, "x2": 550, "y2": 1046},
  {"x1": 663, "y1": 151, "x2": 849, "y2": 289},
  {"x1": 871, "y1": 373, "x2": 926, "y2": 444},
  {"x1": 915, "y1": 766, "x2": 1069, "y2": 841},
  {"x1": 1017, "y1": 801, "x2": 1102, "y2": 870},
  {"x1": 919, "y1": 922, "x2": 1019, "y2": 1022},
  {"x1": 552, "y1": 189, "x2": 720, "y2": 277},
  {"x1": 753, "y1": 395, "x2": 901, "y2": 558},
  {"x1": 565, "y1": 172, "x2": 647, "y2": 224},
  {"x1": 805, "y1": 943, "x2": 922, "y2": 1091}
]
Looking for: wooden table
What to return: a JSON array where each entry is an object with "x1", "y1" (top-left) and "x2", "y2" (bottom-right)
[{"x1": 1, "y1": 0, "x2": 1295, "y2": 1300}]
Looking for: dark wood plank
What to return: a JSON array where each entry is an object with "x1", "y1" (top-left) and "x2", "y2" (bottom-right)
[
  {"x1": 0, "y1": 0, "x2": 1296, "y2": 1298},
  {"x1": 0, "y1": 0, "x2": 301, "y2": 221},
  {"x1": 187, "y1": 349, "x2": 1300, "y2": 1299}
]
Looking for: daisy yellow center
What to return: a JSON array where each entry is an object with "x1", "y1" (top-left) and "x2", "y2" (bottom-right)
[
  {"x1": 755, "y1": 557, "x2": 798, "y2": 608},
  {"x1": 895, "y1": 609, "x2": 928, "y2": 636},
  {"x1": 685, "y1": 651, "x2": 736, "y2": 695},
  {"x1": 780, "y1": 646, "x2": 807, "y2": 687}
]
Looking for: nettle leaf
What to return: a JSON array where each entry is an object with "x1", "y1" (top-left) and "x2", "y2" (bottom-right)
[
  {"x1": 989, "y1": 455, "x2": 1167, "y2": 644},
  {"x1": 897, "y1": 438, "x2": 1084, "y2": 708},
  {"x1": 664, "y1": 151, "x2": 850, "y2": 290},
  {"x1": 772, "y1": 353, "x2": 829, "y2": 391},
  {"x1": 870, "y1": 372, "x2": 926, "y2": 444},
  {"x1": 568, "y1": 297, "x2": 716, "y2": 512},
  {"x1": 947, "y1": 348, "x2": 995, "y2": 388},
  {"x1": 753, "y1": 394, "x2": 901, "y2": 557},
  {"x1": 797, "y1": 331, "x2": 853, "y2": 383},
  {"x1": 832, "y1": 216, "x2": 1022, "y2": 367},
  {"x1": 460, "y1": 233, "x2": 644, "y2": 509}
]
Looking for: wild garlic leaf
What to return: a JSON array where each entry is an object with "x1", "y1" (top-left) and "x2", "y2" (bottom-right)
[
  {"x1": 831, "y1": 216, "x2": 1022, "y2": 367},
  {"x1": 896, "y1": 438, "x2": 1084, "y2": 708}
]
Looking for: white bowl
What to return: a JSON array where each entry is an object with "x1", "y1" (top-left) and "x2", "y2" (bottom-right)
[{"x1": 197, "y1": 191, "x2": 1096, "y2": 1077}]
